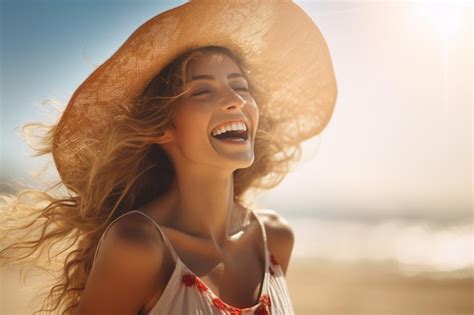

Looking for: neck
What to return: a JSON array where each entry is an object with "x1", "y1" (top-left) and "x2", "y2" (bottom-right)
[{"x1": 148, "y1": 162, "x2": 246, "y2": 252}]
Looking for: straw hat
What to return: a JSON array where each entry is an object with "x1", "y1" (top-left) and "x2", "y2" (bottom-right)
[{"x1": 52, "y1": 0, "x2": 338, "y2": 192}]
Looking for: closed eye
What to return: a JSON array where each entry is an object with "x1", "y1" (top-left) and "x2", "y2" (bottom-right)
[
  {"x1": 192, "y1": 90, "x2": 210, "y2": 96},
  {"x1": 191, "y1": 87, "x2": 249, "y2": 97}
]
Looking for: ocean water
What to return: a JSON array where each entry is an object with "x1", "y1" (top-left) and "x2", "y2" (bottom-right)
[{"x1": 285, "y1": 214, "x2": 473, "y2": 274}]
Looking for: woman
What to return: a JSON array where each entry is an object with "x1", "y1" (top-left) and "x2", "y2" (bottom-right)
[{"x1": 1, "y1": 1, "x2": 337, "y2": 314}]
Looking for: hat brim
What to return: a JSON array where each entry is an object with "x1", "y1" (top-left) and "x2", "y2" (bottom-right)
[{"x1": 52, "y1": 1, "x2": 337, "y2": 191}]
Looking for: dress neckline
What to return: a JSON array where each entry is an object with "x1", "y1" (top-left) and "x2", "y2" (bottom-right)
[
  {"x1": 149, "y1": 207, "x2": 270, "y2": 311},
  {"x1": 176, "y1": 237, "x2": 270, "y2": 310}
]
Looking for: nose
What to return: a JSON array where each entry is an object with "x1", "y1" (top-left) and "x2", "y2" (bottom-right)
[{"x1": 219, "y1": 87, "x2": 245, "y2": 111}]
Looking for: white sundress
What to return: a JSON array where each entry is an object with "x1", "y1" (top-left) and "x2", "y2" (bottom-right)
[{"x1": 92, "y1": 208, "x2": 295, "y2": 315}]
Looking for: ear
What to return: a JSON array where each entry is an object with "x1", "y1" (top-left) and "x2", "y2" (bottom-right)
[{"x1": 153, "y1": 127, "x2": 176, "y2": 144}]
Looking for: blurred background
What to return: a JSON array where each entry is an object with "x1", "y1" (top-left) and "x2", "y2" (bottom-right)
[{"x1": 1, "y1": 0, "x2": 472, "y2": 314}]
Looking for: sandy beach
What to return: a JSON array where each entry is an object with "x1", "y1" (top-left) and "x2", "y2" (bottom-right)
[
  {"x1": 286, "y1": 258, "x2": 473, "y2": 315},
  {"x1": 1, "y1": 258, "x2": 472, "y2": 315}
]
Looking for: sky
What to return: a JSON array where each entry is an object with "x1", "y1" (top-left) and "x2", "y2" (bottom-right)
[
  {"x1": 256, "y1": 1, "x2": 472, "y2": 222},
  {"x1": 0, "y1": 1, "x2": 472, "y2": 269}
]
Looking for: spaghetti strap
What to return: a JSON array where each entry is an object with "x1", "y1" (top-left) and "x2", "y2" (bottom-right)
[
  {"x1": 92, "y1": 208, "x2": 268, "y2": 269},
  {"x1": 250, "y1": 209, "x2": 268, "y2": 245},
  {"x1": 89, "y1": 208, "x2": 295, "y2": 314},
  {"x1": 129, "y1": 210, "x2": 180, "y2": 262},
  {"x1": 92, "y1": 210, "x2": 179, "y2": 266}
]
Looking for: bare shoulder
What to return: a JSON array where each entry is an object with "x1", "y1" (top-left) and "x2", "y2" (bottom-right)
[
  {"x1": 79, "y1": 212, "x2": 165, "y2": 314},
  {"x1": 94, "y1": 211, "x2": 165, "y2": 265},
  {"x1": 255, "y1": 209, "x2": 295, "y2": 275},
  {"x1": 103, "y1": 211, "x2": 164, "y2": 249},
  {"x1": 255, "y1": 209, "x2": 294, "y2": 236}
]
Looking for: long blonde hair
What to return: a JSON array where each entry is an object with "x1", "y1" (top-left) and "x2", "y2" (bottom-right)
[{"x1": 0, "y1": 45, "x2": 302, "y2": 314}]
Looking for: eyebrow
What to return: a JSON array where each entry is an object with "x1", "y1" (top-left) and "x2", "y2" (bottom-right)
[{"x1": 191, "y1": 73, "x2": 246, "y2": 81}]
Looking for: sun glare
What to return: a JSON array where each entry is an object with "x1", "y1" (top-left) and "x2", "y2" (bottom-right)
[{"x1": 412, "y1": 3, "x2": 464, "y2": 39}]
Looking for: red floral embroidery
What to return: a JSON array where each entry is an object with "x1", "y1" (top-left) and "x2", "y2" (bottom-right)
[
  {"x1": 260, "y1": 294, "x2": 271, "y2": 307},
  {"x1": 182, "y1": 273, "x2": 196, "y2": 287},
  {"x1": 211, "y1": 297, "x2": 244, "y2": 314},
  {"x1": 254, "y1": 304, "x2": 269, "y2": 315},
  {"x1": 253, "y1": 294, "x2": 271, "y2": 315},
  {"x1": 212, "y1": 297, "x2": 227, "y2": 311},
  {"x1": 269, "y1": 266, "x2": 275, "y2": 276},
  {"x1": 228, "y1": 306, "x2": 243, "y2": 315},
  {"x1": 195, "y1": 276, "x2": 208, "y2": 292},
  {"x1": 270, "y1": 254, "x2": 279, "y2": 266}
]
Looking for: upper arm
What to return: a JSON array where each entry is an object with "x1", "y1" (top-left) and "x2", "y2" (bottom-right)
[
  {"x1": 78, "y1": 214, "x2": 164, "y2": 315},
  {"x1": 259, "y1": 209, "x2": 295, "y2": 276}
]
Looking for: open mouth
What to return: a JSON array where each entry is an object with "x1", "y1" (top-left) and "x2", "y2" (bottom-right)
[
  {"x1": 210, "y1": 121, "x2": 250, "y2": 142},
  {"x1": 211, "y1": 129, "x2": 249, "y2": 141}
]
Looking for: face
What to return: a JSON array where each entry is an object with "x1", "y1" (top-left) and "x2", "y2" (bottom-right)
[{"x1": 158, "y1": 52, "x2": 259, "y2": 171}]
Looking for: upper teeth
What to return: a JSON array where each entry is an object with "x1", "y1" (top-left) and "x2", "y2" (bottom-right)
[{"x1": 211, "y1": 121, "x2": 247, "y2": 136}]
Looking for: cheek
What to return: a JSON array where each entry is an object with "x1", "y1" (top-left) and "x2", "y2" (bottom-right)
[{"x1": 174, "y1": 107, "x2": 211, "y2": 143}]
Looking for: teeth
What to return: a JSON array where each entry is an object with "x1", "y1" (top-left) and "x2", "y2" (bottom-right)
[{"x1": 211, "y1": 121, "x2": 247, "y2": 136}]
